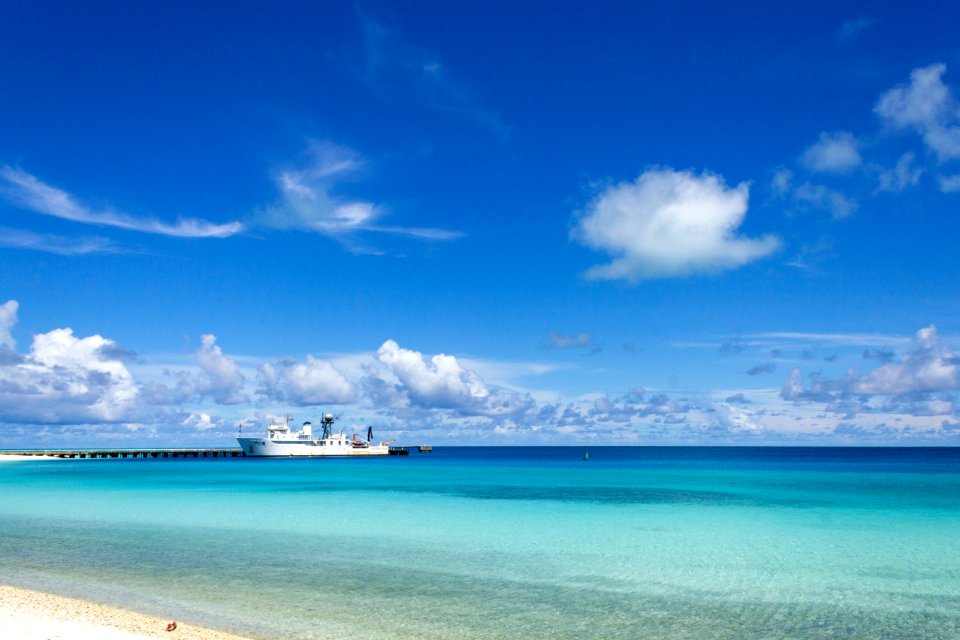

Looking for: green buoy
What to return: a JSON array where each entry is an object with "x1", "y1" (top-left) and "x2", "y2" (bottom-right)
[{"x1": 583, "y1": 451, "x2": 590, "y2": 461}]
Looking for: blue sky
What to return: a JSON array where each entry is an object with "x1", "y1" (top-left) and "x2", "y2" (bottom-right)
[{"x1": 2, "y1": 1, "x2": 960, "y2": 446}]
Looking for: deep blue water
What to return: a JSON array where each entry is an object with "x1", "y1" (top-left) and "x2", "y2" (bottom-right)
[{"x1": 1, "y1": 447, "x2": 959, "y2": 639}]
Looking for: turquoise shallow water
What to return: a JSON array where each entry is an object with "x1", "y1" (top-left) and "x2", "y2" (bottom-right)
[{"x1": 1, "y1": 447, "x2": 959, "y2": 639}]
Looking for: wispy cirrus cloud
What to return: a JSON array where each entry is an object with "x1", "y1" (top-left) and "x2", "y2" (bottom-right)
[
  {"x1": 259, "y1": 141, "x2": 462, "y2": 250},
  {"x1": 0, "y1": 166, "x2": 244, "y2": 238},
  {"x1": 0, "y1": 226, "x2": 119, "y2": 255},
  {"x1": 357, "y1": 13, "x2": 508, "y2": 138},
  {"x1": 749, "y1": 331, "x2": 911, "y2": 347},
  {"x1": 2, "y1": 143, "x2": 462, "y2": 256}
]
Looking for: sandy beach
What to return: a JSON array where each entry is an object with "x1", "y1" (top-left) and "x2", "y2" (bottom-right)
[{"x1": 0, "y1": 585, "x2": 253, "y2": 640}]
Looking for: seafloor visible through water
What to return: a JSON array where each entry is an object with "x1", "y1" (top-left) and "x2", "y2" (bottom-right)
[{"x1": 1, "y1": 447, "x2": 959, "y2": 639}]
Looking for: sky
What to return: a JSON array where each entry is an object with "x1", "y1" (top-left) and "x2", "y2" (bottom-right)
[{"x1": 1, "y1": 1, "x2": 960, "y2": 446}]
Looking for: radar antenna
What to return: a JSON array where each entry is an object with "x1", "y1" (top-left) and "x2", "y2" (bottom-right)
[{"x1": 321, "y1": 413, "x2": 336, "y2": 439}]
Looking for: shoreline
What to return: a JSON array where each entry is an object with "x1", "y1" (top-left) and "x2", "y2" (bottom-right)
[{"x1": 0, "y1": 584, "x2": 255, "y2": 640}]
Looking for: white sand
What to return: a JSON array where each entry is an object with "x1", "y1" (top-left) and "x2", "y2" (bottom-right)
[
  {"x1": 0, "y1": 585, "x2": 253, "y2": 640},
  {"x1": 0, "y1": 454, "x2": 65, "y2": 461}
]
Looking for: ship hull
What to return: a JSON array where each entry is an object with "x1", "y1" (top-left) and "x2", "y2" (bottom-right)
[{"x1": 237, "y1": 437, "x2": 389, "y2": 457}]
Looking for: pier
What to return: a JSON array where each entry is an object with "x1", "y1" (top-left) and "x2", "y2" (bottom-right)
[
  {"x1": 0, "y1": 446, "x2": 433, "y2": 459},
  {"x1": 0, "y1": 448, "x2": 244, "y2": 459}
]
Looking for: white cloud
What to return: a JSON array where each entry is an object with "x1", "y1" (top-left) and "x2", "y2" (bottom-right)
[
  {"x1": 800, "y1": 131, "x2": 863, "y2": 173},
  {"x1": 875, "y1": 63, "x2": 960, "y2": 163},
  {"x1": 791, "y1": 182, "x2": 859, "y2": 218},
  {"x1": 0, "y1": 166, "x2": 244, "y2": 238},
  {"x1": 573, "y1": 168, "x2": 780, "y2": 280},
  {"x1": 938, "y1": 173, "x2": 960, "y2": 193},
  {"x1": 194, "y1": 334, "x2": 248, "y2": 404},
  {"x1": 771, "y1": 168, "x2": 793, "y2": 196},
  {"x1": 371, "y1": 340, "x2": 535, "y2": 419},
  {"x1": 0, "y1": 300, "x2": 18, "y2": 349},
  {"x1": 182, "y1": 411, "x2": 223, "y2": 431},
  {"x1": 376, "y1": 339, "x2": 489, "y2": 408},
  {"x1": 0, "y1": 327, "x2": 140, "y2": 423},
  {"x1": 0, "y1": 227, "x2": 119, "y2": 255},
  {"x1": 849, "y1": 325, "x2": 957, "y2": 395},
  {"x1": 714, "y1": 402, "x2": 764, "y2": 432},
  {"x1": 750, "y1": 331, "x2": 910, "y2": 347},
  {"x1": 260, "y1": 141, "x2": 461, "y2": 246},
  {"x1": 781, "y1": 325, "x2": 958, "y2": 412},
  {"x1": 257, "y1": 356, "x2": 356, "y2": 405},
  {"x1": 874, "y1": 153, "x2": 923, "y2": 192}
]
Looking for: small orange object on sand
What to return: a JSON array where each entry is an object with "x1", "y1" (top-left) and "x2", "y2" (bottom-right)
[{"x1": 166, "y1": 620, "x2": 178, "y2": 632}]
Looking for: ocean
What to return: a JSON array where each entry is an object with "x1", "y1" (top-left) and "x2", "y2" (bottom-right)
[{"x1": 1, "y1": 447, "x2": 958, "y2": 639}]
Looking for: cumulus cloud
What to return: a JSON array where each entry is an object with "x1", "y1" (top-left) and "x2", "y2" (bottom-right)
[
  {"x1": 875, "y1": 63, "x2": 960, "y2": 163},
  {"x1": 588, "y1": 391, "x2": 692, "y2": 425},
  {"x1": 714, "y1": 402, "x2": 764, "y2": 433},
  {"x1": 257, "y1": 356, "x2": 356, "y2": 405},
  {"x1": 376, "y1": 339, "x2": 489, "y2": 408},
  {"x1": 0, "y1": 166, "x2": 243, "y2": 238},
  {"x1": 182, "y1": 411, "x2": 225, "y2": 431},
  {"x1": 849, "y1": 325, "x2": 956, "y2": 395},
  {"x1": 573, "y1": 168, "x2": 780, "y2": 280},
  {"x1": 781, "y1": 368, "x2": 838, "y2": 403},
  {"x1": 372, "y1": 339, "x2": 532, "y2": 417},
  {"x1": 259, "y1": 141, "x2": 460, "y2": 247},
  {"x1": 0, "y1": 326, "x2": 139, "y2": 423},
  {"x1": 194, "y1": 334, "x2": 248, "y2": 404},
  {"x1": 781, "y1": 325, "x2": 958, "y2": 415},
  {"x1": 0, "y1": 300, "x2": 18, "y2": 349},
  {"x1": 800, "y1": 131, "x2": 863, "y2": 173}
]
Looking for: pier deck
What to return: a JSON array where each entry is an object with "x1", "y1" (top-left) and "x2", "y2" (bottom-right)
[
  {"x1": 0, "y1": 448, "x2": 244, "y2": 459},
  {"x1": 1, "y1": 446, "x2": 432, "y2": 459}
]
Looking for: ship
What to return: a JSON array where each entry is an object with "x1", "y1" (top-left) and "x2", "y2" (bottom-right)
[{"x1": 237, "y1": 414, "x2": 393, "y2": 457}]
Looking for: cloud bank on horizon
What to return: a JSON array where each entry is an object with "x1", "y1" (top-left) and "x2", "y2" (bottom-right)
[{"x1": 0, "y1": 300, "x2": 956, "y2": 446}]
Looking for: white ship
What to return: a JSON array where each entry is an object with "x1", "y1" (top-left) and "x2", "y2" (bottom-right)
[{"x1": 237, "y1": 414, "x2": 393, "y2": 457}]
